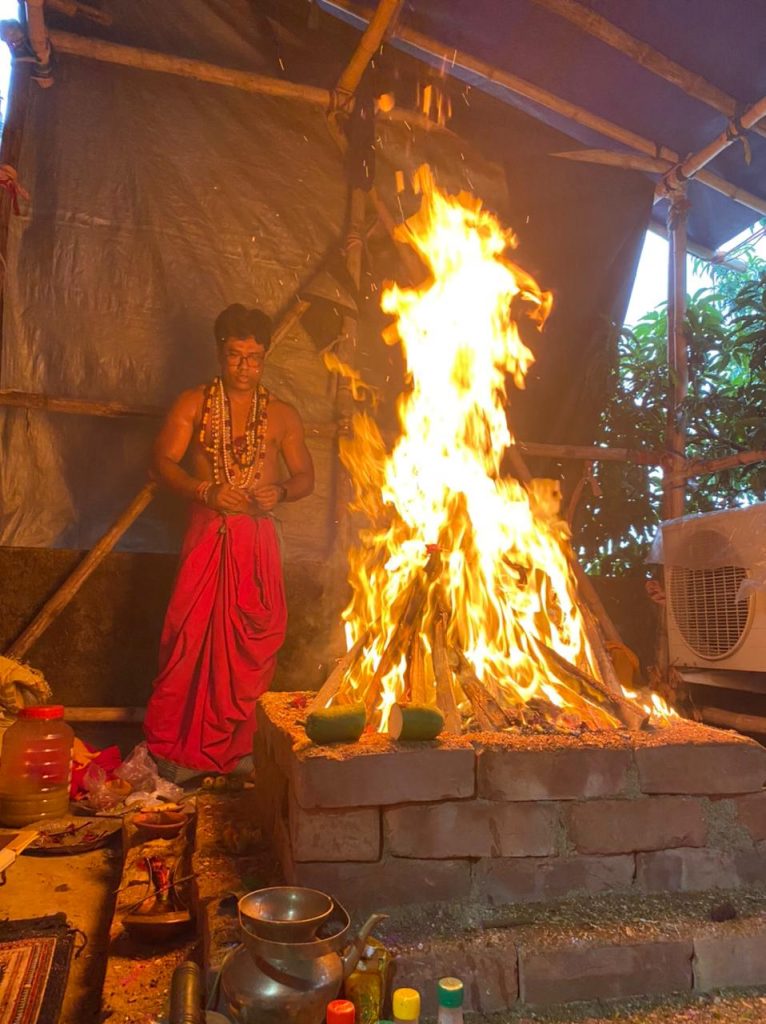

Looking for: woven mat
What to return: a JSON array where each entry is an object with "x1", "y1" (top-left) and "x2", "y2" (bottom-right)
[{"x1": 0, "y1": 913, "x2": 75, "y2": 1024}]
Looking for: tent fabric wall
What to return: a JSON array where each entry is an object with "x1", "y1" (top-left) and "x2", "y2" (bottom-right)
[{"x1": 0, "y1": 0, "x2": 653, "y2": 556}]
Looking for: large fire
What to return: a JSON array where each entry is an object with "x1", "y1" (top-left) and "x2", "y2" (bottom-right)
[{"x1": 328, "y1": 168, "x2": 648, "y2": 734}]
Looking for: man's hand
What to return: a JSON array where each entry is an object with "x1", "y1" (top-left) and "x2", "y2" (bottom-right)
[
  {"x1": 207, "y1": 483, "x2": 251, "y2": 513},
  {"x1": 251, "y1": 484, "x2": 285, "y2": 512}
]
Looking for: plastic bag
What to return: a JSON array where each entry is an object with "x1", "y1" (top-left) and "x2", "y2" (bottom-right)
[
  {"x1": 115, "y1": 742, "x2": 162, "y2": 793},
  {"x1": 116, "y1": 743, "x2": 184, "y2": 805},
  {"x1": 82, "y1": 762, "x2": 125, "y2": 811}
]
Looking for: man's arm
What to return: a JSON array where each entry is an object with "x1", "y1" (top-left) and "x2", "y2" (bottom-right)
[
  {"x1": 151, "y1": 389, "x2": 203, "y2": 500},
  {"x1": 253, "y1": 404, "x2": 315, "y2": 511},
  {"x1": 152, "y1": 389, "x2": 250, "y2": 513}
]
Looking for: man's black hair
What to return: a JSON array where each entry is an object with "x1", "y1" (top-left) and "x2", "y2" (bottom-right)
[{"x1": 214, "y1": 304, "x2": 272, "y2": 350}]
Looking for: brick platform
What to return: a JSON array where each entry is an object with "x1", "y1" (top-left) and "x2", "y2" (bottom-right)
[{"x1": 254, "y1": 692, "x2": 766, "y2": 912}]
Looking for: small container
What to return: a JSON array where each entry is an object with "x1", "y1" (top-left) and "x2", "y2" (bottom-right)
[
  {"x1": 0, "y1": 706, "x2": 74, "y2": 827},
  {"x1": 327, "y1": 999, "x2": 356, "y2": 1024},
  {"x1": 392, "y1": 988, "x2": 420, "y2": 1023},
  {"x1": 437, "y1": 977, "x2": 464, "y2": 1023}
]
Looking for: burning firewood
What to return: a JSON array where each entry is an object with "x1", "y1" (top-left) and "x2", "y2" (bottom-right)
[
  {"x1": 363, "y1": 548, "x2": 442, "y2": 719},
  {"x1": 430, "y1": 614, "x2": 462, "y2": 734},
  {"x1": 534, "y1": 637, "x2": 648, "y2": 731},
  {"x1": 453, "y1": 650, "x2": 519, "y2": 732},
  {"x1": 308, "y1": 630, "x2": 369, "y2": 713}
]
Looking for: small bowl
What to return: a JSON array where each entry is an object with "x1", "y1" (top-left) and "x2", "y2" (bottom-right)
[
  {"x1": 239, "y1": 886, "x2": 334, "y2": 942},
  {"x1": 132, "y1": 809, "x2": 190, "y2": 839}
]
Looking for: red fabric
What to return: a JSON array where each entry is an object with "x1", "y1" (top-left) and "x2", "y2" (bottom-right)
[
  {"x1": 144, "y1": 505, "x2": 287, "y2": 773},
  {"x1": 70, "y1": 741, "x2": 122, "y2": 799}
]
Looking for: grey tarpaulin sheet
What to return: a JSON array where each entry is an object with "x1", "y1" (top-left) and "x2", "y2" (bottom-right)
[{"x1": 0, "y1": 0, "x2": 507, "y2": 555}]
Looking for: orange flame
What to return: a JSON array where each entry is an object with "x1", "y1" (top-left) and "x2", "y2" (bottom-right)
[{"x1": 332, "y1": 168, "x2": 648, "y2": 732}]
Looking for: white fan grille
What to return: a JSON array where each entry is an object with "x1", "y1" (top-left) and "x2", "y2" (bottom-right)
[{"x1": 668, "y1": 564, "x2": 750, "y2": 659}]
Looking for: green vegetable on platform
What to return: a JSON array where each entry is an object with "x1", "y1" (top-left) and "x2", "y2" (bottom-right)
[
  {"x1": 305, "y1": 702, "x2": 366, "y2": 744},
  {"x1": 388, "y1": 703, "x2": 444, "y2": 741}
]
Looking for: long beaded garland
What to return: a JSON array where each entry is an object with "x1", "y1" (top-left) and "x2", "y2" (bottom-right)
[{"x1": 199, "y1": 377, "x2": 269, "y2": 489}]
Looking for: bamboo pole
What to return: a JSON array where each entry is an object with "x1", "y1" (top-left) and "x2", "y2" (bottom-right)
[
  {"x1": 698, "y1": 706, "x2": 766, "y2": 736},
  {"x1": 0, "y1": 389, "x2": 163, "y2": 418},
  {"x1": 66, "y1": 707, "x2": 145, "y2": 722},
  {"x1": 48, "y1": 29, "x2": 440, "y2": 134},
  {"x1": 528, "y1": 0, "x2": 766, "y2": 142},
  {"x1": 688, "y1": 450, "x2": 766, "y2": 477},
  {"x1": 517, "y1": 440, "x2": 662, "y2": 466},
  {"x1": 334, "y1": 0, "x2": 401, "y2": 99},
  {"x1": 0, "y1": 389, "x2": 338, "y2": 438},
  {"x1": 47, "y1": 0, "x2": 112, "y2": 25},
  {"x1": 320, "y1": 0, "x2": 766, "y2": 219},
  {"x1": 663, "y1": 187, "x2": 689, "y2": 520},
  {"x1": 5, "y1": 482, "x2": 157, "y2": 660},
  {"x1": 329, "y1": 0, "x2": 404, "y2": 559},
  {"x1": 661, "y1": 94, "x2": 766, "y2": 196},
  {"x1": 648, "y1": 221, "x2": 748, "y2": 275}
]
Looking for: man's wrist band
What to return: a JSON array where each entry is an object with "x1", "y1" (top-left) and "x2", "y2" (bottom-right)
[
  {"x1": 195, "y1": 481, "x2": 213, "y2": 505},
  {"x1": 277, "y1": 484, "x2": 288, "y2": 503}
]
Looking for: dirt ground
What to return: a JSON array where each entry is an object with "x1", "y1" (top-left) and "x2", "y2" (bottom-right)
[{"x1": 0, "y1": 840, "x2": 122, "y2": 1023}]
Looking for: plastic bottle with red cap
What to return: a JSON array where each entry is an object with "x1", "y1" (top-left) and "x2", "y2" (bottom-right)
[
  {"x1": 0, "y1": 705, "x2": 74, "y2": 827},
  {"x1": 327, "y1": 999, "x2": 356, "y2": 1024}
]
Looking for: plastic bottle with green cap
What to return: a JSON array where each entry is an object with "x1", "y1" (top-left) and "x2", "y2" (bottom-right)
[
  {"x1": 392, "y1": 987, "x2": 420, "y2": 1023},
  {"x1": 437, "y1": 977, "x2": 464, "y2": 1023}
]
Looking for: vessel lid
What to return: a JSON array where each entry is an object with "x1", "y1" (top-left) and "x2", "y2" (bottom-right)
[
  {"x1": 327, "y1": 999, "x2": 356, "y2": 1024},
  {"x1": 392, "y1": 988, "x2": 421, "y2": 1020},
  {"x1": 438, "y1": 977, "x2": 464, "y2": 1008},
  {"x1": 19, "y1": 704, "x2": 65, "y2": 720}
]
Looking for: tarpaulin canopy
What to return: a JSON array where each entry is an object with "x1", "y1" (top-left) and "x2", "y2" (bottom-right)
[
  {"x1": 0, "y1": 0, "x2": 655, "y2": 552},
  {"x1": 318, "y1": 0, "x2": 766, "y2": 251}
]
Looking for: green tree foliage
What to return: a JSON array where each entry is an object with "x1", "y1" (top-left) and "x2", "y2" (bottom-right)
[{"x1": 577, "y1": 244, "x2": 766, "y2": 576}]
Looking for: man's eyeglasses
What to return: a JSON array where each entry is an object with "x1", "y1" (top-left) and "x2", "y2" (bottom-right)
[{"x1": 225, "y1": 353, "x2": 265, "y2": 368}]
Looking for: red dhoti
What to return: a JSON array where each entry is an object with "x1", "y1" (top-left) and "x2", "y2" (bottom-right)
[{"x1": 144, "y1": 504, "x2": 286, "y2": 774}]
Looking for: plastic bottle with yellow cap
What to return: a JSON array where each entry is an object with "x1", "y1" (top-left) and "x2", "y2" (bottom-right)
[{"x1": 392, "y1": 987, "x2": 420, "y2": 1023}]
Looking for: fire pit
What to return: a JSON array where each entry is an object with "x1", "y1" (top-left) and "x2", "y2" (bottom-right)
[
  {"x1": 244, "y1": 168, "x2": 766, "y2": 1019},
  {"x1": 254, "y1": 692, "x2": 766, "y2": 913}
]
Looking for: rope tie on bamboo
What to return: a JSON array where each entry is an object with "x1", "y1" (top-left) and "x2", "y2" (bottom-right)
[
  {"x1": 725, "y1": 110, "x2": 752, "y2": 165},
  {"x1": 329, "y1": 87, "x2": 355, "y2": 117}
]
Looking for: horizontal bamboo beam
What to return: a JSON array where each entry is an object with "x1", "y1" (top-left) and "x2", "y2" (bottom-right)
[
  {"x1": 0, "y1": 388, "x2": 162, "y2": 418},
  {"x1": 698, "y1": 706, "x2": 766, "y2": 736},
  {"x1": 661, "y1": 93, "x2": 766, "y2": 195},
  {"x1": 0, "y1": 389, "x2": 339, "y2": 438},
  {"x1": 648, "y1": 221, "x2": 748, "y2": 273},
  {"x1": 528, "y1": 0, "x2": 766, "y2": 141},
  {"x1": 48, "y1": 29, "x2": 441, "y2": 133},
  {"x1": 320, "y1": 0, "x2": 766, "y2": 218},
  {"x1": 517, "y1": 440, "x2": 662, "y2": 466},
  {"x1": 66, "y1": 706, "x2": 145, "y2": 722},
  {"x1": 686, "y1": 450, "x2": 766, "y2": 477}
]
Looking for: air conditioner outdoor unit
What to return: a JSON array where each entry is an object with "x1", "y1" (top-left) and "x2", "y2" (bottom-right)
[{"x1": 663, "y1": 502, "x2": 766, "y2": 672}]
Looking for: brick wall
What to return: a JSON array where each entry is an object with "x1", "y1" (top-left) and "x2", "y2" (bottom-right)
[{"x1": 255, "y1": 693, "x2": 766, "y2": 913}]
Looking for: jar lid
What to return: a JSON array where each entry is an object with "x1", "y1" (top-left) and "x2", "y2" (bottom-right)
[
  {"x1": 326, "y1": 999, "x2": 355, "y2": 1024},
  {"x1": 438, "y1": 977, "x2": 464, "y2": 1008},
  {"x1": 392, "y1": 988, "x2": 421, "y2": 1020},
  {"x1": 19, "y1": 705, "x2": 65, "y2": 720}
]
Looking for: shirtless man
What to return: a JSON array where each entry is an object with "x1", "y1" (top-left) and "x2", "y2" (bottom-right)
[{"x1": 144, "y1": 304, "x2": 314, "y2": 781}]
